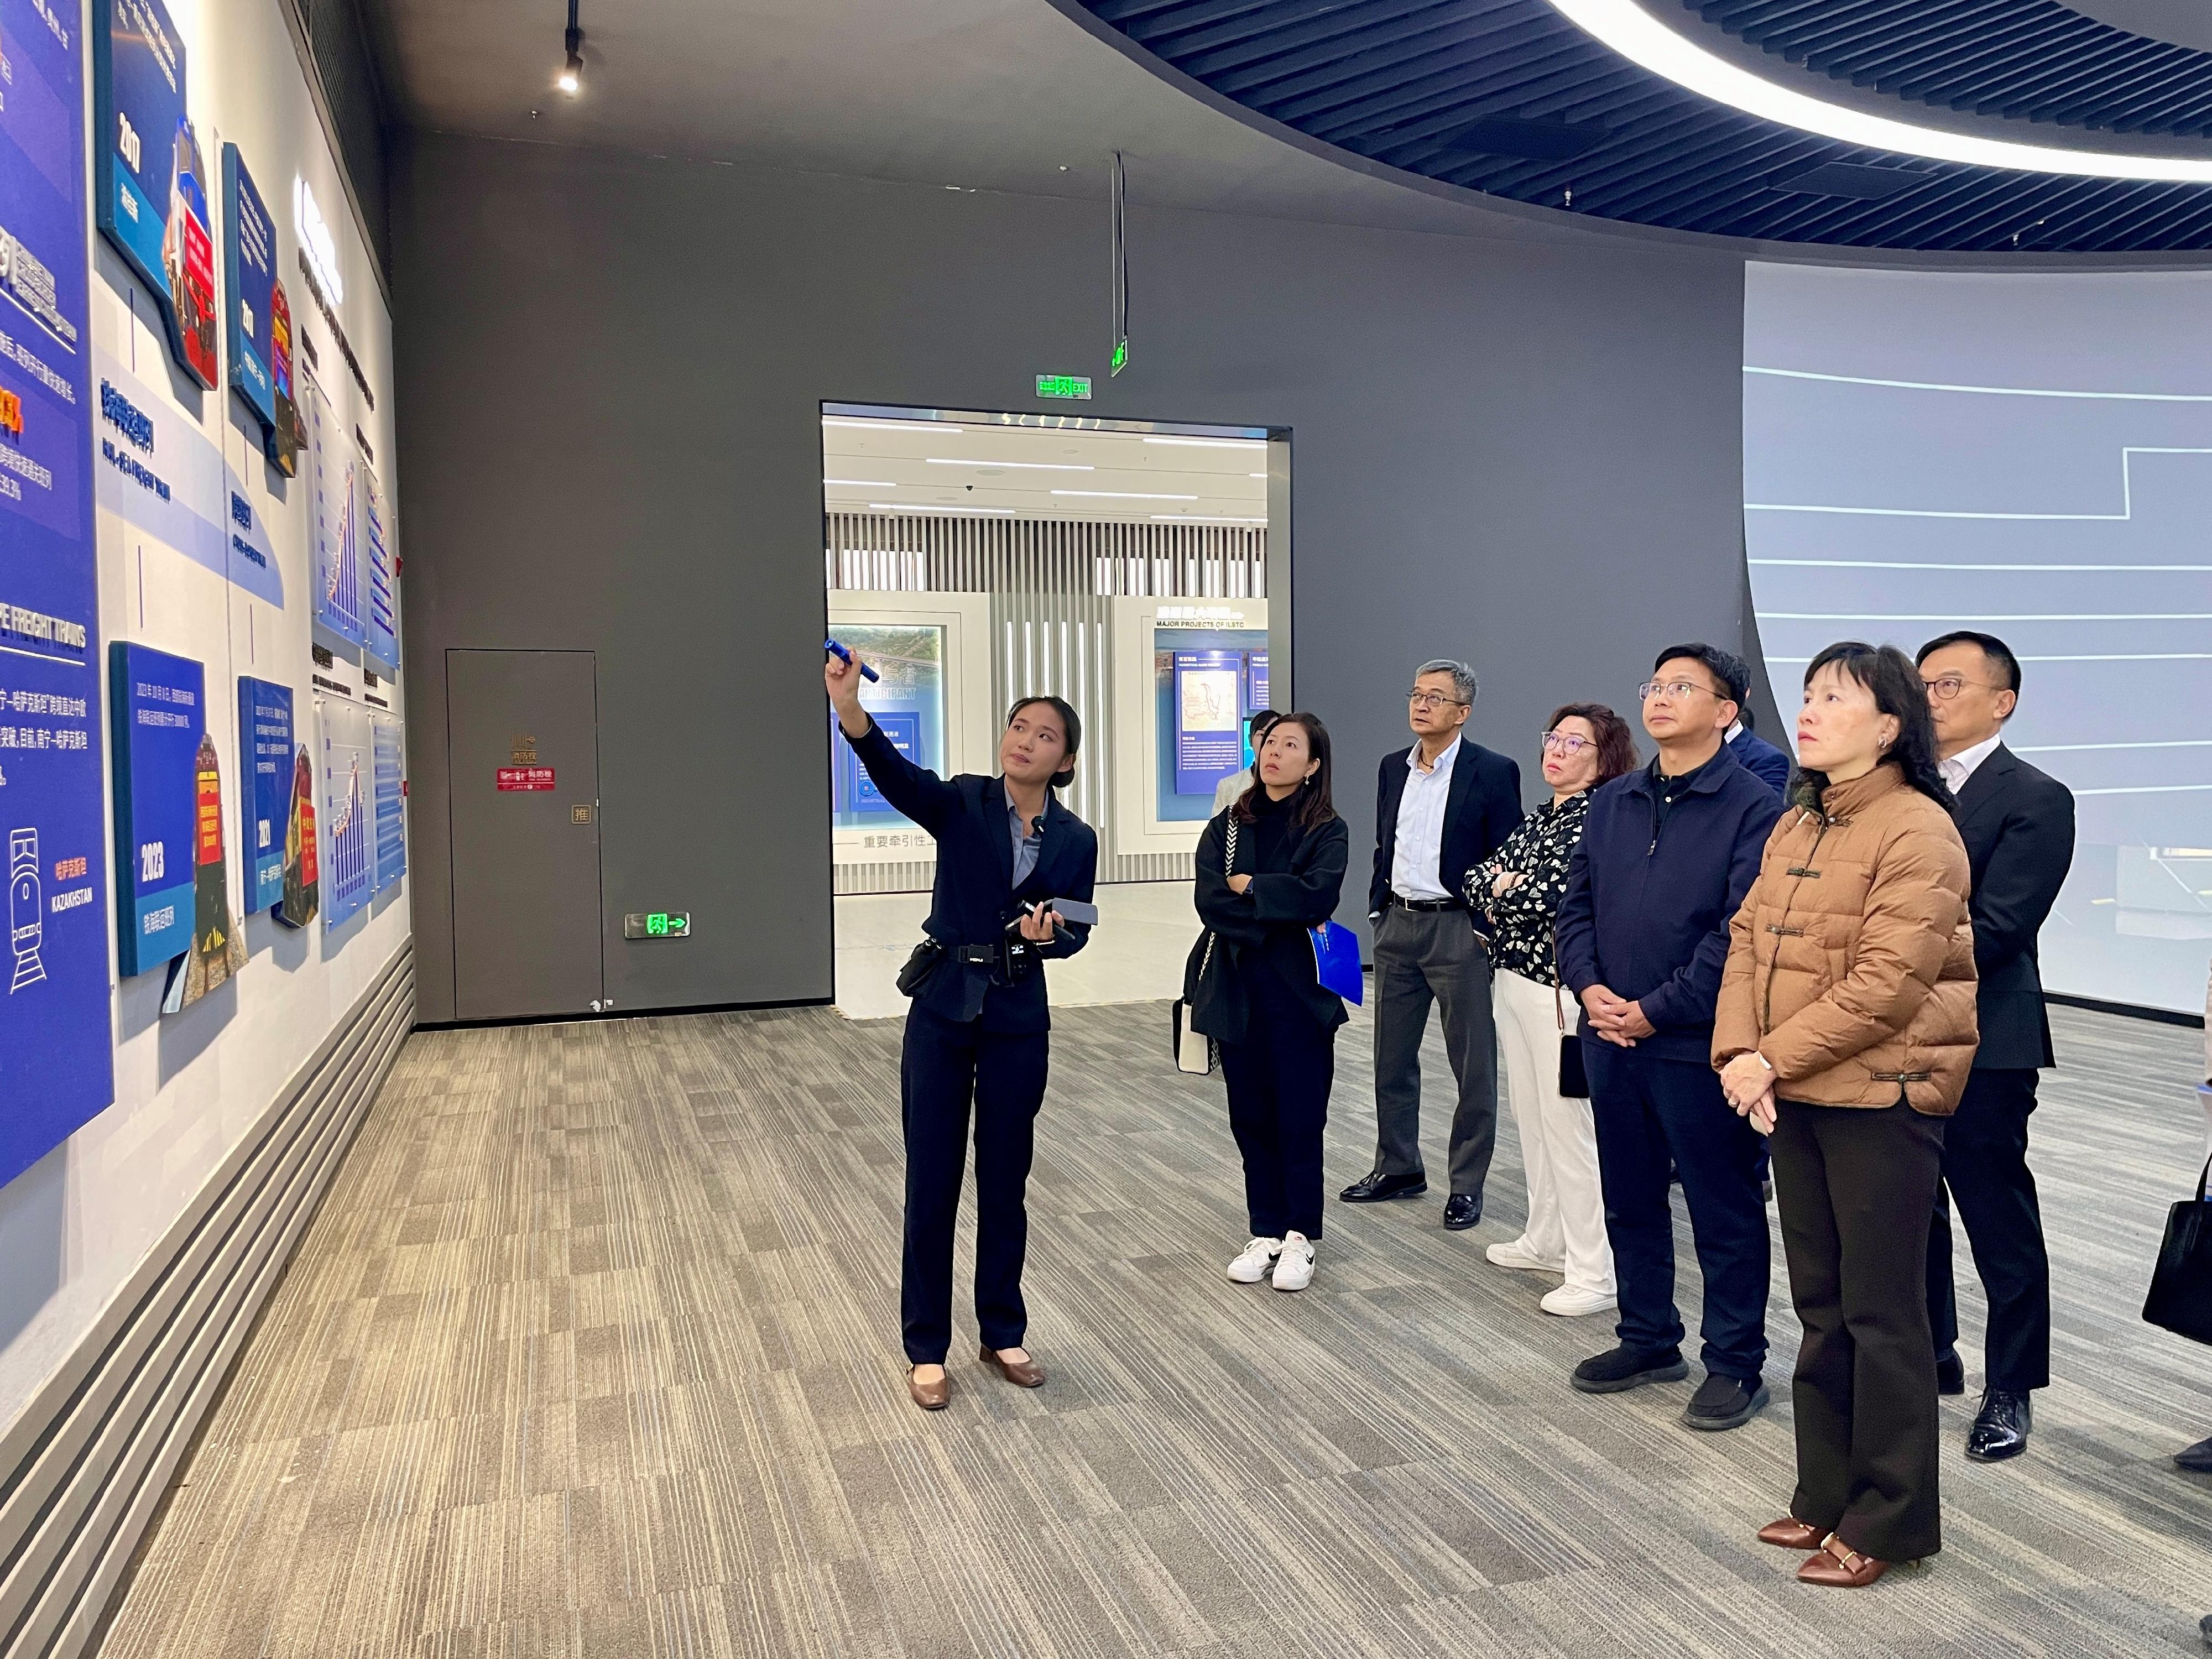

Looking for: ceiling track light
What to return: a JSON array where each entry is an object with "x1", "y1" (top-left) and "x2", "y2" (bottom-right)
[{"x1": 556, "y1": 0, "x2": 584, "y2": 95}]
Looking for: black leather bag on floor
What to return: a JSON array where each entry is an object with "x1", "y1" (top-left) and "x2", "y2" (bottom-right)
[{"x1": 2142, "y1": 1158, "x2": 2212, "y2": 1347}]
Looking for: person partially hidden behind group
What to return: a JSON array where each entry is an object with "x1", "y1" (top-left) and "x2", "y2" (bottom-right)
[
  {"x1": 1715, "y1": 641, "x2": 1977, "y2": 1589},
  {"x1": 825, "y1": 647, "x2": 1098, "y2": 1412},
  {"x1": 1214, "y1": 709, "x2": 1283, "y2": 815},
  {"x1": 1185, "y1": 714, "x2": 1350, "y2": 1292},
  {"x1": 1467, "y1": 703, "x2": 1636, "y2": 1318}
]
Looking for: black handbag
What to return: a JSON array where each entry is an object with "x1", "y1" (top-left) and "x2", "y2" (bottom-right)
[
  {"x1": 1172, "y1": 816, "x2": 1237, "y2": 1076},
  {"x1": 2142, "y1": 1158, "x2": 2212, "y2": 1346},
  {"x1": 1550, "y1": 928, "x2": 1589, "y2": 1099}
]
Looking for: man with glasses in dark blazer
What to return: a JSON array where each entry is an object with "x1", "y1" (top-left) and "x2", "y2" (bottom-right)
[
  {"x1": 1343, "y1": 659, "x2": 1522, "y2": 1230},
  {"x1": 1917, "y1": 630, "x2": 2076, "y2": 1463}
]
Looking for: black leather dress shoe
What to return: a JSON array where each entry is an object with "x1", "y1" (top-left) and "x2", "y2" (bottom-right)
[
  {"x1": 2198, "y1": 1610, "x2": 2210, "y2": 1648},
  {"x1": 1442, "y1": 1193, "x2": 1482, "y2": 1230},
  {"x1": 1965, "y1": 1387, "x2": 2032, "y2": 1462},
  {"x1": 1935, "y1": 1349, "x2": 1965, "y2": 1396},
  {"x1": 1339, "y1": 1170, "x2": 1427, "y2": 1203},
  {"x1": 2175, "y1": 1434, "x2": 2212, "y2": 1473}
]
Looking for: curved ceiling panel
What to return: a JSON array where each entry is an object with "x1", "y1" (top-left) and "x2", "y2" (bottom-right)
[{"x1": 1072, "y1": 0, "x2": 2212, "y2": 251}]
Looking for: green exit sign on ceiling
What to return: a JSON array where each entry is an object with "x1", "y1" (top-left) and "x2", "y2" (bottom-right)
[{"x1": 1036, "y1": 373, "x2": 1092, "y2": 400}]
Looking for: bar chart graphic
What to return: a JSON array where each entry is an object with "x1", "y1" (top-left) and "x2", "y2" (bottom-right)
[{"x1": 320, "y1": 702, "x2": 372, "y2": 930}]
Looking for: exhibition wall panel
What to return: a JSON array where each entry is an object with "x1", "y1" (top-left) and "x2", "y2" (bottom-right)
[
  {"x1": 0, "y1": 0, "x2": 406, "y2": 1481},
  {"x1": 393, "y1": 135, "x2": 1746, "y2": 1018}
]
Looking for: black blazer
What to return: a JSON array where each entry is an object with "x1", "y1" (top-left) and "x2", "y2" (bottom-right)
[
  {"x1": 1953, "y1": 743, "x2": 2075, "y2": 1070},
  {"x1": 1183, "y1": 805, "x2": 1350, "y2": 1044},
  {"x1": 1728, "y1": 726, "x2": 1793, "y2": 797},
  {"x1": 846, "y1": 719, "x2": 1096, "y2": 1033},
  {"x1": 1368, "y1": 738, "x2": 1524, "y2": 916}
]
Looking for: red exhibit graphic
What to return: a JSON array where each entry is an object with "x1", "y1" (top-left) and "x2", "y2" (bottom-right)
[
  {"x1": 280, "y1": 745, "x2": 319, "y2": 927},
  {"x1": 497, "y1": 767, "x2": 556, "y2": 791},
  {"x1": 164, "y1": 732, "x2": 247, "y2": 1012},
  {"x1": 159, "y1": 121, "x2": 219, "y2": 389}
]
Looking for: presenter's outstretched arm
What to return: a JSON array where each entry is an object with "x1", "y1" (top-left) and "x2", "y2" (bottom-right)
[{"x1": 826, "y1": 646, "x2": 959, "y2": 832}]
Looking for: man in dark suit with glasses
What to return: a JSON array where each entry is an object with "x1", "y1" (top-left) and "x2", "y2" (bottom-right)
[{"x1": 1917, "y1": 630, "x2": 2076, "y2": 1464}]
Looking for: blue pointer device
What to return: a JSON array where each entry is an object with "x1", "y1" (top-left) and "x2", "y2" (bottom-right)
[{"x1": 824, "y1": 638, "x2": 881, "y2": 682}]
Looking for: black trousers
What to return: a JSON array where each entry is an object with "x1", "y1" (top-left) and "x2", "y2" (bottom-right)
[
  {"x1": 899, "y1": 1005, "x2": 1049, "y2": 1366},
  {"x1": 1586, "y1": 1044, "x2": 1771, "y2": 1382},
  {"x1": 1926, "y1": 1068, "x2": 2051, "y2": 1391},
  {"x1": 1218, "y1": 966, "x2": 1338, "y2": 1241},
  {"x1": 1772, "y1": 1099, "x2": 1947, "y2": 1563}
]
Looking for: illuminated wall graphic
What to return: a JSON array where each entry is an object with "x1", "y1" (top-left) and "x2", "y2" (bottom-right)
[
  {"x1": 372, "y1": 713, "x2": 405, "y2": 891},
  {"x1": 1745, "y1": 262, "x2": 2212, "y2": 1015},
  {"x1": 828, "y1": 624, "x2": 946, "y2": 832},
  {"x1": 109, "y1": 641, "x2": 202, "y2": 978},
  {"x1": 1154, "y1": 628, "x2": 1268, "y2": 821}
]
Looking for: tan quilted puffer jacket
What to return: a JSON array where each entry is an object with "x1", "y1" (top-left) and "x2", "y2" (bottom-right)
[{"x1": 1713, "y1": 763, "x2": 1978, "y2": 1115}]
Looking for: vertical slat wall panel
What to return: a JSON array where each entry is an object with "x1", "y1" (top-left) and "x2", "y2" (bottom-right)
[{"x1": 826, "y1": 514, "x2": 1266, "y2": 887}]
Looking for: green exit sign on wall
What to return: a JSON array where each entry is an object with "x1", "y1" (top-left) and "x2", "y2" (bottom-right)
[{"x1": 1036, "y1": 373, "x2": 1092, "y2": 400}]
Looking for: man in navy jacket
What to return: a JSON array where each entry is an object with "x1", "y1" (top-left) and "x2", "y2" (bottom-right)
[
  {"x1": 1556, "y1": 644, "x2": 1785, "y2": 1432},
  {"x1": 1727, "y1": 707, "x2": 1793, "y2": 797}
]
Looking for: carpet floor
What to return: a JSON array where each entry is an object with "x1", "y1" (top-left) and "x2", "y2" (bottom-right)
[{"x1": 98, "y1": 1000, "x2": 2212, "y2": 1657}]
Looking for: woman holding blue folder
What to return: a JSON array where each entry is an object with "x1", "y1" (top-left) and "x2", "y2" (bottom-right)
[{"x1": 1184, "y1": 714, "x2": 1350, "y2": 1292}]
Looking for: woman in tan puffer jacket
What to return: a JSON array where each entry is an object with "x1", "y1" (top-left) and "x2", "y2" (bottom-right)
[{"x1": 1713, "y1": 642, "x2": 1976, "y2": 1590}]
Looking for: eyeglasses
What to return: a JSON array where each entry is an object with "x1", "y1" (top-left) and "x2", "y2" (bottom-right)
[
  {"x1": 1637, "y1": 679, "x2": 1724, "y2": 703},
  {"x1": 1407, "y1": 690, "x2": 1469, "y2": 709},
  {"x1": 1921, "y1": 675, "x2": 2004, "y2": 702},
  {"x1": 1541, "y1": 732, "x2": 1595, "y2": 755}
]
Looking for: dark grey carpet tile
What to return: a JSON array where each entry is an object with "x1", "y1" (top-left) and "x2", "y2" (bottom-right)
[{"x1": 97, "y1": 999, "x2": 2212, "y2": 1657}]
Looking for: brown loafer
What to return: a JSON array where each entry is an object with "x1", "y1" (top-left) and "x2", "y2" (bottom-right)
[
  {"x1": 907, "y1": 1367, "x2": 950, "y2": 1411},
  {"x1": 1757, "y1": 1517, "x2": 1829, "y2": 1551},
  {"x1": 1797, "y1": 1538, "x2": 1890, "y2": 1588},
  {"x1": 979, "y1": 1345, "x2": 1045, "y2": 1387}
]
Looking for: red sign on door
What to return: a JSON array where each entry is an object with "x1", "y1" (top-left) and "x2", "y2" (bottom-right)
[{"x1": 497, "y1": 766, "x2": 556, "y2": 791}]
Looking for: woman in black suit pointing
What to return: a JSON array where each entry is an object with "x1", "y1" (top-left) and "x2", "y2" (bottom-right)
[{"x1": 826, "y1": 647, "x2": 1098, "y2": 1411}]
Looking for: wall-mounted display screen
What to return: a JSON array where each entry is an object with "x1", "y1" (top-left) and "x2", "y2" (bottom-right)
[
  {"x1": 1154, "y1": 628, "x2": 1267, "y2": 820},
  {"x1": 1, "y1": 0, "x2": 116, "y2": 1184},
  {"x1": 1745, "y1": 262, "x2": 2212, "y2": 1015},
  {"x1": 830, "y1": 624, "x2": 946, "y2": 831},
  {"x1": 95, "y1": 0, "x2": 218, "y2": 389}
]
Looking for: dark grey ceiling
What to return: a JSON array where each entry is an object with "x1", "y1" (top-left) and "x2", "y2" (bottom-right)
[{"x1": 1070, "y1": 0, "x2": 2212, "y2": 251}]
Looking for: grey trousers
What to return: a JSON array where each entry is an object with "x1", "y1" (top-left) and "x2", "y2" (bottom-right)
[{"x1": 1370, "y1": 904, "x2": 1500, "y2": 1197}]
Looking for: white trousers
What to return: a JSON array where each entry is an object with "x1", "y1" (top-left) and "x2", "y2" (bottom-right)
[{"x1": 1494, "y1": 967, "x2": 1615, "y2": 1296}]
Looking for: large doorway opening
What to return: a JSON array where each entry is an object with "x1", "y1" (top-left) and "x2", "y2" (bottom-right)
[{"x1": 820, "y1": 403, "x2": 1290, "y2": 1018}]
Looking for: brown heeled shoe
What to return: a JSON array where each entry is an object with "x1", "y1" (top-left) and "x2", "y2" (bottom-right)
[
  {"x1": 906, "y1": 1366, "x2": 950, "y2": 1411},
  {"x1": 1757, "y1": 1517, "x2": 1828, "y2": 1551},
  {"x1": 979, "y1": 1345, "x2": 1045, "y2": 1387},
  {"x1": 1797, "y1": 1537, "x2": 1890, "y2": 1588}
]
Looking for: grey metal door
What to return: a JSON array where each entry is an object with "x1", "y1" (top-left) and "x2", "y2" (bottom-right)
[{"x1": 447, "y1": 649, "x2": 603, "y2": 1020}]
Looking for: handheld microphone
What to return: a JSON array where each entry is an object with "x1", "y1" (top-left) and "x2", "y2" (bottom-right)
[{"x1": 824, "y1": 638, "x2": 881, "y2": 682}]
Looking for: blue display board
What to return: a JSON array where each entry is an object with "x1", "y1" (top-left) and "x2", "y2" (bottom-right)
[
  {"x1": 1, "y1": 0, "x2": 118, "y2": 1187},
  {"x1": 1246, "y1": 651, "x2": 1270, "y2": 716},
  {"x1": 845, "y1": 711, "x2": 920, "y2": 814},
  {"x1": 306, "y1": 371, "x2": 365, "y2": 650},
  {"x1": 362, "y1": 460, "x2": 397, "y2": 674},
  {"x1": 319, "y1": 700, "x2": 371, "y2": 928},
  {"x1": 1172, "y1": 649, "x2": 1244, "y2": 796},
  {"x1": 237, "y1": 676, "x2": 293, "y2": 919},
  {"x1": 222, "y1": 145, "x2": 278, "y2": 439},
  {"x1": 372, "y1": 715, "x2": 405, "y2": 891},
  {"x1": 110, "y1": 642, "x2": 202, "y2": 977},
  {"x1": 93, "y1": 0, "x2": 218, "y2": 389}
]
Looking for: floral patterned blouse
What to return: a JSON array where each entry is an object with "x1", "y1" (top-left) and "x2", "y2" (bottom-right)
[{"x1": 1464, "y1": 789, "x2": 1593, "y2": 986}]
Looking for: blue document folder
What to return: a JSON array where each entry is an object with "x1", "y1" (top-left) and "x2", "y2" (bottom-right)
[{"x1": 1310, "y1": 919, "x2": 1365, "y2": 1005}]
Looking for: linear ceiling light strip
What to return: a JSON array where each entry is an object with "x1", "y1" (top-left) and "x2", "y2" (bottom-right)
[{"x1": 1547, "y1": 0, "x2": 2212, "y2": 181}]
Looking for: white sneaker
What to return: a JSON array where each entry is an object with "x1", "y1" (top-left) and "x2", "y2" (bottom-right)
[
  {"x1": 1486, "y1": 1236, "x2": 1566, "y2": 1274},
  {"x1": 1540, "y1": 1284, "x2": 1619, "y2": 1317},
  {"x1": 1227, "y1": 1237, "x2": 1283, "y2": 1283},
  {"x1": 1272, "y1": 1232, "x2": 1316, "y2": 1292}
]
